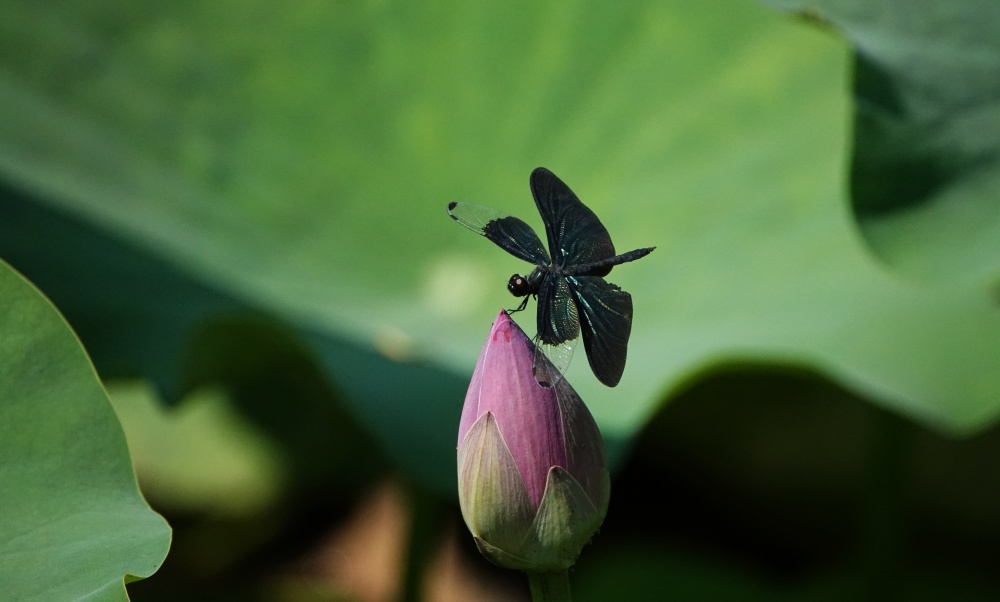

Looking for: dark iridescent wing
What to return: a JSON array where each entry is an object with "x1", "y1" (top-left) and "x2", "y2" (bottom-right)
[
  {"x1": 567, "y1": 275, "x2": 634, "y2": 387},
  {"x1": 529, "y1": 167, "x2": 616, "y2": 267},
  {"x1": 536, "y1": 272, "x2": 579, "y2": 346},
  {"x1": 531, "y1": 272, "x2": 579, "y2": 387},
  {"x1": 448, "y1": 202, "x2": 550, "y2": 265}
]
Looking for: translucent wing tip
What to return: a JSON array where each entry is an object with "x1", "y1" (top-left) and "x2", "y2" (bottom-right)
[
  {"x1": 532, "y1": 337, "x2": 576, "y2": 389},
  {"x1": 532, "y1": 348, "x2": 564, "y2": 389}
]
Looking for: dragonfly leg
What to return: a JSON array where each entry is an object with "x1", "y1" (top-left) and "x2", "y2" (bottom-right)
[{"x1": 505, "y1": 295, "x2": 532, "y2": 315}]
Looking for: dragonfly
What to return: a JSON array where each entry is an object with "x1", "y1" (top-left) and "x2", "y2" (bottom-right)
[{"x1": 448, "y1": 167, "x2": 654, "y2": 387}]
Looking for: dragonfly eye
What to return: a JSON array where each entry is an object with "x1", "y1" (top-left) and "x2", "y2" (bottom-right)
[{"x1": 508, "y1": 274, "x2": 530, "y2": 297}]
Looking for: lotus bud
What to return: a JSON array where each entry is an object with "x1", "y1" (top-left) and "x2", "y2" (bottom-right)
[{"x1": 457, "y1": 310, "x2": 610, "y2": 571}]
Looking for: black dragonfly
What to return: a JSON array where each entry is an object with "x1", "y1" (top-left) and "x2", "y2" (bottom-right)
[{"x1": 448, "y1": 167, "x2": 654, "y2": 387}]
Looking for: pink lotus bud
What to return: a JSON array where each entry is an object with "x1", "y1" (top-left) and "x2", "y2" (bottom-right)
[{"x1": 457, "y1": 311, "x2": 610, "y2": 571}]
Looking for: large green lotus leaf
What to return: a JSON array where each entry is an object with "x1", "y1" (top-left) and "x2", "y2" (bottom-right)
[
  {"x1": 768, "y1": 0, "x2": 1000, "y2": 282},
  {"x1": 0, "y1": 0, "x2": 998, "y2": 501},
  {"x1": 0, "y1": 183, "x2": 449, "y2": 492},
  {"x1": 0, "y1": 260, "x2": 170, "y2": 601}
]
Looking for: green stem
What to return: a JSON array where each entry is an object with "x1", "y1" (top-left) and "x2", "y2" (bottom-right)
[
  {"x1": 859, "y1": 410, "x2": 910, "y2": 599},
  {"x1": 399, "y1": 481, "x2": 441, "y2": 602},
  {"x1": 526, "y1": 570, "x2": 572, "y2": 602}
]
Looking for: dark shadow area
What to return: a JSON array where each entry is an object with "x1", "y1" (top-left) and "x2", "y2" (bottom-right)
[{"x1": 576, "y1": 366, "x2": 1000, "y2": 600}]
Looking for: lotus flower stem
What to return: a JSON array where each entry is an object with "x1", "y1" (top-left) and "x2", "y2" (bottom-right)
[
  {"x1": 400, "y1": 481, "x2": 440, "y2": 602},
  {"x1": 527, "y1": 569, "x2": 572, "y2": 602}
]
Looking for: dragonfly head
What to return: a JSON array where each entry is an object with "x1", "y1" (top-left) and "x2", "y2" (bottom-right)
[{"x1": 507, "y1": 274, "x2": 531, "y2": 297}]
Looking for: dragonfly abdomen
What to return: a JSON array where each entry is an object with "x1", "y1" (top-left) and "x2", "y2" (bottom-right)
[{"x1": 565, "y1": 246, "x2": 656, "y2": 276}]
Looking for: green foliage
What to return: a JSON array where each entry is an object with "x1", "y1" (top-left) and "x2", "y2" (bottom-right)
[
  {"x1": 0, "y1": 261, "x2": 170, "y2": 600},
  {"x1": 769, "y1": 0, "x2": 1000, "y2": 282}
]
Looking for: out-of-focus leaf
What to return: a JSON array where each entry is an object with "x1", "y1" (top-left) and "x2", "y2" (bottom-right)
[
  {"x1": 0, "y1": 183, "x2": 438, "y2": 493},
  {"x1": 767, "y1": 0, "x2": 1000, "y2": 282},
  {"x1": 0, "y1": 0, "x2": 998, "y2": 504},
  {"x1": 0, "y1": 260, "x2": 170, "y2": 600},
  {"x1": 106, "y1": 381, "x2": 287, "y2": 517}
]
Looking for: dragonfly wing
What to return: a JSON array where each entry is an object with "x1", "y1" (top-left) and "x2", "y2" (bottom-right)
[
  {"x1": 568, "y1": 275, "x2": 634, "y2": 387},
  {"x1": 531, "y1": 272, "x2": 581, "y2": 388},
  {"x1": 532, "y1": 336, "x2": 576, "y2": 389},
  {"x1": 448, "y1": 202, "x2": 550, "y2": 265},
  {"x1": 536, "y1": 272, "x2": 580, "y2": 346},
  {"x1": 530, "y1": 167, "x2": 616, "y2": 266}
]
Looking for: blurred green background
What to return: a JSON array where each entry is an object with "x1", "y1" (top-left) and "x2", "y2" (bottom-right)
[{"x1": 1, "y1": 0, "x2": 999, "y2": 600}]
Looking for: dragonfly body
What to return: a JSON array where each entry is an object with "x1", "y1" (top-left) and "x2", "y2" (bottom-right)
[{"x1": 508, "y1": 246, "x2": 655, "y2": 311}]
